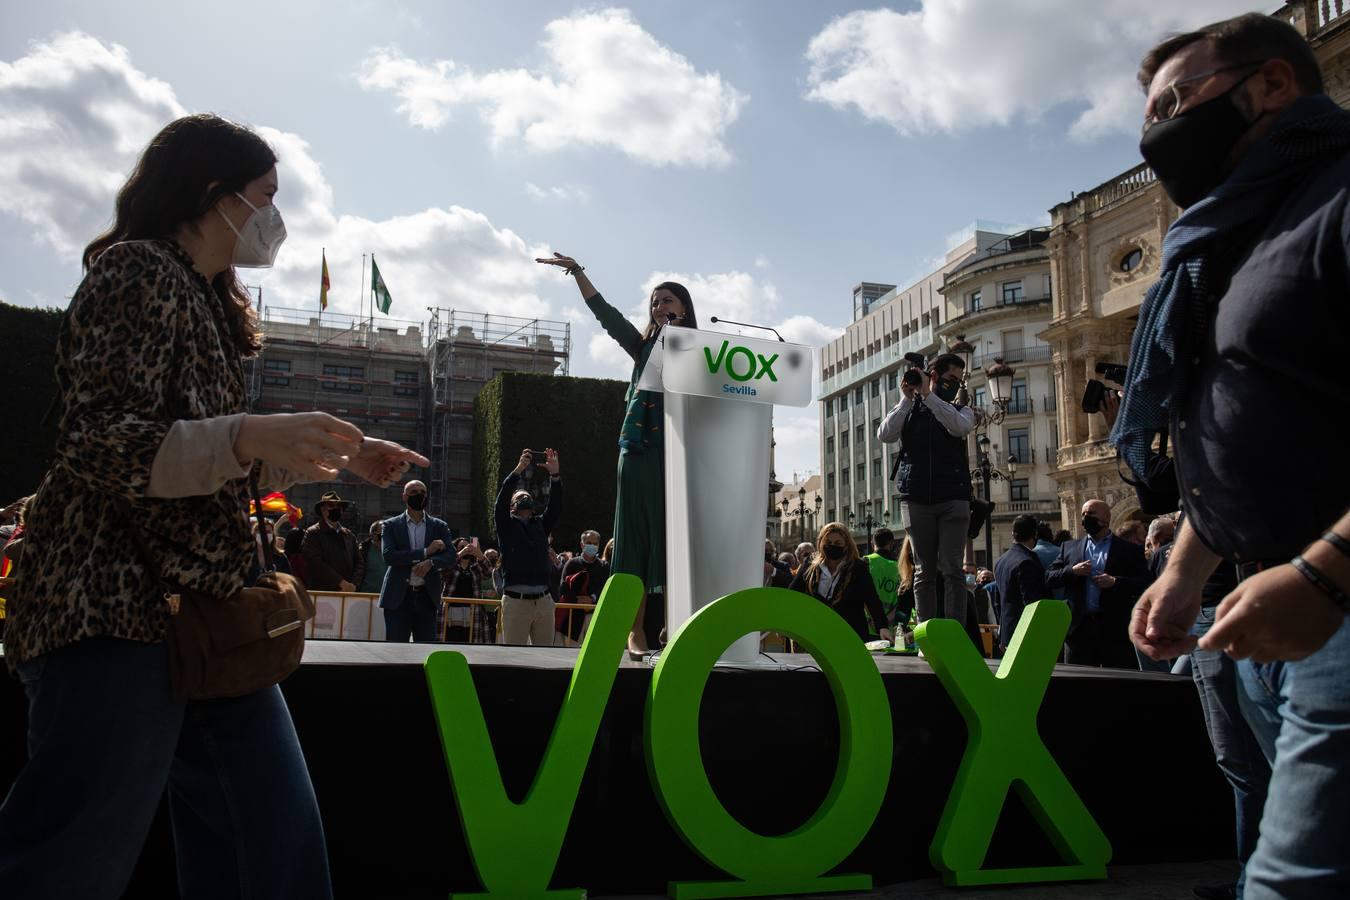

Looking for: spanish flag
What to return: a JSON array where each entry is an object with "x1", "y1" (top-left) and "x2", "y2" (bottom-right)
[
  {"x1": 250, "y1": 492, "x2": 303, "y2": 526},
  {"x1": 320, "y1": 249, "x2": 331, "y2": 311}
]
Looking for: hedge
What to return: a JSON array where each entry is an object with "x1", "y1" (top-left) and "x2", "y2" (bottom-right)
[
  {"x1": 0, "y1": 302, "x2": 63, "y2": 504},
  {"x1": 471, "y1": 372, "x2": 628, "y2": 551}
]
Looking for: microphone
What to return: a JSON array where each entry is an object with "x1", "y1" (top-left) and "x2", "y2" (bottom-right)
[{"x1": 709, "y1": 316, "x2": 785, "y2": 342}]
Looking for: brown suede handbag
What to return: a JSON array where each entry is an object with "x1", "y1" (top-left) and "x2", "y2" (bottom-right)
[{"x1": 129, "y1": 473, "x2": 315, "y2": 700}]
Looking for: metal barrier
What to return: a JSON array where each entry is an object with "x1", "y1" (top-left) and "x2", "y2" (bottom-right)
[{"x1": 302, "y1": 591, "x2": 596, "y2": 645}]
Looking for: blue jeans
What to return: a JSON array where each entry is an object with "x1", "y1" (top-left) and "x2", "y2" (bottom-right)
[
  {"x1": 1236, "y1": 618, "x2": 1350, "y2": 899},
  {"x1": 1191, "y1": 605, "x2": 1270, "y2": 897},
  {"x1": 0, "y1": 638, "x2": 332, "y2": 899}
]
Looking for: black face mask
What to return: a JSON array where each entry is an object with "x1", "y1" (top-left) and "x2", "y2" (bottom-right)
[
  {"x1": 325, "y1": 508, "x2": 342, "y2": 525},
  {"x1": 407, "y1": 493, "x2": 427, "y2": 512},
  {"x1": 823, "y1": 544, "x2": 846, "y2": 561},
  {"x1": 934, "y1": 377, "x2": 960, "y2": 403},
  {"x1": 1139, "y1": 76, "x2": 1257, "y2": 209},
  {"x1": 1082, "y1": 515, "x2": 1103, "y2": 536}
]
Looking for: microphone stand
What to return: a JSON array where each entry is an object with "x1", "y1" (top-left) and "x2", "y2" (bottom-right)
[{"x1": 708, "y1": 316, "x2": 785, "y2": 342}]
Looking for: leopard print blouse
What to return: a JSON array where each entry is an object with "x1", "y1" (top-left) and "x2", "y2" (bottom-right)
[{"x1": 5, "y1": 239, "x2": 262, "y2": 668}]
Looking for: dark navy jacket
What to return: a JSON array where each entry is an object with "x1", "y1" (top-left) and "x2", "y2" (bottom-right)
[
  {"x1": 993, "y1": 542, "x2": 1048, "y2": 650},
  {"x1": 494, "y1": 472, "x2": 562, "y2": 589}
]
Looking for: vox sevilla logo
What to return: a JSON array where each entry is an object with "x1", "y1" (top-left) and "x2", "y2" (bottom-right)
[{"x1": 703, "y1": 340, "x2": 778, "y2": 382}]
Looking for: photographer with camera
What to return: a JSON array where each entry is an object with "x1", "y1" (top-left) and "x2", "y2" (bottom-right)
[
  {"x1": 494, "y1": 448, "x2": 562, "y2": 645},
  {"x1": 877, "y1": 352, "x2": 975, "y2": 625}
]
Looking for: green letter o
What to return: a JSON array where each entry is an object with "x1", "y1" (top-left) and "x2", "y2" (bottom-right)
[
  {"x1": 645, "y1": 587, "x2": 892, "y2": 897},
  {"x1": 726, "y1": 346, "x2": 757, "y2": 382}
]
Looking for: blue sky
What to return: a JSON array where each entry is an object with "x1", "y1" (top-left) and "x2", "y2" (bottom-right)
[{"x1": 0, "y1": 0, "x2": 1254, "y2": 481}]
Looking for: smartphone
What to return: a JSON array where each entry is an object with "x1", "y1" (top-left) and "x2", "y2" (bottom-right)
[
  {"x1": 530, "y1": 449, "x2": 549, "y2": 465},
  {"x1": 471, "y1": 536, "x2": 480, "y2": 549},
  {"x1": 1081, "y1": 379, "x2": 1106, "y2": 414}
]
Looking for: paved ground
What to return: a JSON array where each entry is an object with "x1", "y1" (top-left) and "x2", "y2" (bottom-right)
[{"x1": 609, "y1": 860, "x2": 1237, "y2": 899}]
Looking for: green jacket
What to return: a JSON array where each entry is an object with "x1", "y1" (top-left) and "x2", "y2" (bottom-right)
[{"x1": 586, "y1": 292, "x2": 662, "y2": 455}]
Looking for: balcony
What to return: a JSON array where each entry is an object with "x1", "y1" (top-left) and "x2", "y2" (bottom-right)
[
  {"x1": 971, "y1": 345, "x2": 1054, "y2": 369},
  {"x1": 1003, "y1": 398, "x2": 1032, "y2": 417},
  {"x1": 1043, "y1": 394, "x2": 1057, "y2": 412}
]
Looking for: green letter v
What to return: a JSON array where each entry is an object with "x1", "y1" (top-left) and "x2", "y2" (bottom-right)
[
  {"x1": 425, "y1": 574, "x2": 644, "y2": 898},
  {"x1": 916, "y1": 600, "x2": 1112, "y2": 887},
  {"x1": 703, "y1": 340, "x2": 729, "y2": 374}
]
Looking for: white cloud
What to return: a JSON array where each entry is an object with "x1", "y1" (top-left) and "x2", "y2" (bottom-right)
[
  {"x1": 0, "y1": 33, "x2": 557, "y2": 321},
  {"x1": 0, "y1": 32, "x2": 185, "y2": 258},
  {"x1": 804, "y1": 0, "x2": 1255, "y2": 140},
  {"x1": 524, "y1": 182, "x2": 590, "y2": 203},
  {"x1": 358, "y1": 8, "x2": 747, "y2": 166},
  {"x1": 753, "y1": 254, "x2": 770, "y2": 269}
]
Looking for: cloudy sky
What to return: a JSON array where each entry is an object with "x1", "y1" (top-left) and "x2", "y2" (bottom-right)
[{"x1": 0, "y1": 0, "x2": 1255, "y2": 482}]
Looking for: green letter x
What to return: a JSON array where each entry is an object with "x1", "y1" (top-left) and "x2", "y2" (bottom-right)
[{"x1": 916, "y1": 600, "x2": 1111, "y2": 886}]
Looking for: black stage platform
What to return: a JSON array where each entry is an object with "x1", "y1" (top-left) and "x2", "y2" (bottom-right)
[{"x1": 1, "y1": 641, "x2": 1232, "y2": 898}]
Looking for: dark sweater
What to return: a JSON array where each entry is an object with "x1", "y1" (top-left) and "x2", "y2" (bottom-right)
[{"x1": 493, "y1": 471, "x2": 562, "y2": 589}]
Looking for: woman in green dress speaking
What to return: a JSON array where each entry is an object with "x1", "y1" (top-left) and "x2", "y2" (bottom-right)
[{"x1": 537, "y1": 252, "x2": 696, "y2": 657}]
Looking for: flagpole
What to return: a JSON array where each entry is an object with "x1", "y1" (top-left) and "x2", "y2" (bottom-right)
[
  {"x1": 360, "y1": 253, "x2": 368, "y2": 325},
  {"x1": 370, "y1": 253, "x2": 376, "y2": 322},
  {"x1": 319, "y1": 247, "x2": 325, "y2": 326}
]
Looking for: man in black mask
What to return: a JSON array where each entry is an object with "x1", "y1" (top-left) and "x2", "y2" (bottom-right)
[
  {"x1": 1045, "y1": 499, "x2": 1148, "y2": 669},
  {"x1": 877, "y1": 352, "x2": 975, "y2": 624},
  {"x1": 1118, "y1": 14, "x2": 1350, "y2": 898},
  {"x1": 301, "y1": 490, "x2": 365, "y2": 593}
]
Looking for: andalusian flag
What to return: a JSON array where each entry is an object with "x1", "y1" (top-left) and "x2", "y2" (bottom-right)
[
  {"x1": 371, "y1": 256, "x2": 392, "y2": 314},
  {"x1": 320, "y1": 249, "x2": 331, "y2": 310}
]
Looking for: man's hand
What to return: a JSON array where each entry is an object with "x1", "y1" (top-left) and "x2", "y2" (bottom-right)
[
  {"x1": 1092, "y1": 573, "x2": 1117, "y2": 589},
  {"x1": 900, "y1": 379, "x2": 917, "y2": 401},
  {"x1": 427, "y1": 539, "x2": 446, "y2": 555},
  {"x1": 1071, "y1": 560, "x2": 1093, "y2": 577},
  {"x1": 1199, "y1": 564, "x2": 1344, "y2": 662},
  {"x1": 514, "y1": 448, "x2": 533, "y2": 476},
  {"x1": 918, "y1": 372, "x2": 933, "y2": 398},
  {"x1": 880, "y1": 628, "x2": 893, "y2": 645},
  {"x1": 1100, "y1": 389, "x2": 1120, "y2": 429},
  {"x1": 338, "y1": 579, "x2": 356, "y2": 593},
  {"x1": 1130, "y1": 573, "x2": 1202, "y2": 661},
  {"x1": 412, "y1": 560, "x2": 434, "y2": 578},
  {"x1": 544, "y1": 448, "x2": 560, "y2": 477}
]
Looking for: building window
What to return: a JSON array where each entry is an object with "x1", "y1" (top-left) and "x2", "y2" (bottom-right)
[
  {"x1": 394, "y1": 370, "x2": 419, "y2": 384},
  {"x1": 827, "y1": 473, "x2": 836, "y2": 490},
  {"x1": 264, "y1": 359, "x2": 291, "y2": 372},
  {"x1": 855, "y1": 424, "x2": 864, "y2": 445},
  {"x1": 871, "y1": 417, "x2": 880, "y2": 438},
  {"x1": 1119, "y1": 248, "x2": 1143, "y2": 272},
  {"x1": 921, "y1": 311, "x2": 931, "y2": 328},
  {"x1": 855, "y1": 464, "x2": 864, "y2": 484},
  {"x1": 1008, "y1": 427, "x2": 1031, "y2": 465},
  {"x1": 1011, "y1": 478, "x2": 1030, "y2": 501},
  {"x1": 887, "y1": 371, "x2": 898, "y2": 390},
  {"x1": 870, "y1": 379, "x2": 880, "y2": 398},
  {"x1": 872, "y1": 458, "x2": 882, "y2": 478},
  {"x1": 970, "y1": 289, "x2": 982, "y2": 312},
  {"x1": 842, "y1": 469, "x2": 850, "y2": 486},
  {"x1": 322, "y1": 364, "x2": 364, "y2": 379},
  {"x1": 840, "y1": 430, "x2": 849, "y2": 449},
  {"x1": 974, "y1": 386, "x2": 988, "y2": 409},
  {"x1": 902, "y1": 323, "x2": 911, "y2": 338},
  {"x1": 261, "y1": 375, "x2": 289, "y2": 387},
  {"x1": 320, "y1": 381, "x2": 363, "y2": 393},
  {"x1": 826, "y1": 435, "x2": 835, "y2": 456},
  {"x1": 825, "y1": 398, "x2": 833, "y2": 417},
  {"x1": 1008, "y1": 379, "x2": 1029, "y2": 415},
  {"x1": 1001, "y1": 280, "x2": 1024, "y2": 304},
  {"x1": 854, "y1": 387, "x2": 863, "y2": 405},
  {"x1": 827, "y1": 508, "x2": 836, "y2": 523}
]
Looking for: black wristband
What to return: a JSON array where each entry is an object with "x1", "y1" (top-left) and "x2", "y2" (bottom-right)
[
  {"x1": 1291, "y1": 555, "x2": 1350, "y2": 613},
  {"x1": 1320, "y1": 531, "x2": 1350, "y2": 560}
]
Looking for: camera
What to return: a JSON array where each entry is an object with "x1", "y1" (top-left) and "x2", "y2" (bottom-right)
[
  {"x1": 1080, "y1": 362, "x2": 1127, "y2": 414},
  {"x1": 530, "y1": 450, "x2": 549, "y2": 465},
  {"x1": 1095, "y1": 362, "x2": 1127, "y2": 384},
  {"x1": 902, "y1": 352, "x2": 926, "y2": 387}
]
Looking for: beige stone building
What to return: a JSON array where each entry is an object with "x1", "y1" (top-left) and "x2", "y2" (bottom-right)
[{"x1": 1039, "y1": 3, "x2": 1350, "y2": 531}]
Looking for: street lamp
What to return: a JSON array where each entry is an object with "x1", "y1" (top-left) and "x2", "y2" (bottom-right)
[
  {"x1": 780, "y1": 486, "x2": 821, "y2": 545},
  {"x1": 847, "y1": 499, "x2": 890, "y2": 551},
  {"x1": 971, "y1": 435, "x2": 1019, "y2": 568}
]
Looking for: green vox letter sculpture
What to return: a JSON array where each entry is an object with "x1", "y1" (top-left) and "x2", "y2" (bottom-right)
[
  {"x1": 915, "y1": 599, "x2": 1112, "y2": 886},
  {"x1": 645, "y1": 586, "x2": 893, "y2": 899},
  {"x1": 424, "y1": 573, "x2": 644, "y2": 899}
]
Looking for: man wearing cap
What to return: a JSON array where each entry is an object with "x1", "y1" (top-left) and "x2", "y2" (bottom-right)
[
  {"x1": 379, "y1": 480, "x2": 455, "y2": 643},
  {"x1": 301, "y1": 490, "x2": 365, "y2": 592},
  {"x1": 494, "y1": 448, "x2": 562, "y2": 645}
]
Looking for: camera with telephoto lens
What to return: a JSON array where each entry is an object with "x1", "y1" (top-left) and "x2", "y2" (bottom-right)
[
  {"x1": 902, "y1": 352, "x2": 926, "y2": 387},
  {"x1": 1081, "y1": 362, "x2": 1127, "y2": 414}
]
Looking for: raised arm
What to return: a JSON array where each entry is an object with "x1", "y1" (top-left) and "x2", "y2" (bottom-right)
[{"x1": 536, "y1": 252, "x2": 643, "y2": 358}]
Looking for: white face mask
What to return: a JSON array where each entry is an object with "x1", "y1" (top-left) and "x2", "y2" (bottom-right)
[{"x1": 218, "y1": 192, "x2": 286, "y2": 268}]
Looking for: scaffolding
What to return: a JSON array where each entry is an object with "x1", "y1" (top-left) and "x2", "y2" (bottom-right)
[{"x1": 425, "y1": 309, "x2": 571, "y2": 532}]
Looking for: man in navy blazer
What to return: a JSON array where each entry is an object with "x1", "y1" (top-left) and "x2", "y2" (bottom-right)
[
  {"x1": 993, "y1": 515, "x2": 1049, "y2": 653},
  {"x1": 1045, "y1": 499, "x2": 1151, "y2": 668},
  {"x1": 380, "y1": 480, "x2": 455, "y2": 642}
]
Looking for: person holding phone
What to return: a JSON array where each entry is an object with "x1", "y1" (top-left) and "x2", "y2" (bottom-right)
[
  {"x1": 494, "y1": 447, "x2": 563, "y2": 645},
  {"x1": 536, "y1": 252, "x2": 697, "y2": 657},
  {"x1": 0, "y1": 114, "x2": 428, "y2": 899}
]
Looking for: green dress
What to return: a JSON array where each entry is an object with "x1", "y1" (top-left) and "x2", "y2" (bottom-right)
[{"x1": 587, "y1": 293, "x2": 666, "y2": 592}]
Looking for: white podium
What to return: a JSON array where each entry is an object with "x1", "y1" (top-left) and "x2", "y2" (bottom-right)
[{"x1": 655, "y1": 326, "x2": 813, "y2": 663}]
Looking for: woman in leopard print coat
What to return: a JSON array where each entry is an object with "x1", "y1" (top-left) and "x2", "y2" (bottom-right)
[{"x1": 0, "y1": 115, "x2": 427, "y2": 898}]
